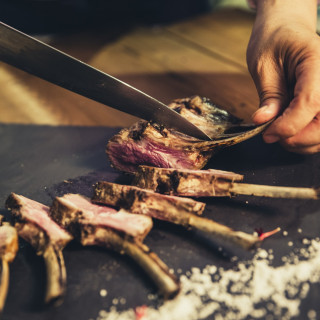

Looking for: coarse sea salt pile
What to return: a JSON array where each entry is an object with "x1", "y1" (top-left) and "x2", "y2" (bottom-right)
[{"x1": 93, "y1": 238, "x2": 320, "y2": 320}]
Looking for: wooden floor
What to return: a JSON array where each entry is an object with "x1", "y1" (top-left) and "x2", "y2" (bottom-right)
[{"x1": 0, "y1": 9, "x2": 258, "y2": 128}]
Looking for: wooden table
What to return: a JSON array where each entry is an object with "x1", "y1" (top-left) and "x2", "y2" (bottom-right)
[{"x1": 0, "y1": 8, "x2": 258, "y2": 127}]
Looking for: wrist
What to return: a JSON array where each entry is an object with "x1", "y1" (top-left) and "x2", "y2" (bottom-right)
[{"x1": 253, "y1": 0, "x2": 318, "y2": 32}]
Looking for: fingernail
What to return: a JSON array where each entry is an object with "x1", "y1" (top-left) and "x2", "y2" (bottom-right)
[
  {"x1": 254, "y1": 104, "x2": 278, "y2": 117},
  {"x1": 264, "y1": 134, "x2": 280, "y2": 143}
]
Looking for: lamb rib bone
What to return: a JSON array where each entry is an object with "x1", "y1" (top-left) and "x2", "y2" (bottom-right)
[
  {"x1": 49, "y1": 194, "x2": 180, "y2": 299},
  {"x1": 133, "y1": 166, "x2": 320, "y2": 199},
  {"x1": 92, "y1": 182, "x2": 265, "y2": 250},
  {"x1": 5, "y1": 193, "x2": 73, "y2": 305},
  {"x1": 0, "y1": 222, "x2": 18, "y2": 313}
]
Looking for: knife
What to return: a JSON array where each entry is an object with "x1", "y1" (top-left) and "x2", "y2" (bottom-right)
[{"x1": 0, "y1": 22, "x2": 211, "y2": 140}]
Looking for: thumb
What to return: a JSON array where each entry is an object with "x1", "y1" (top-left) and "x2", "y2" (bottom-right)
[{"x1": 250, "y1": 63, "x2": 288, "y2": 125}]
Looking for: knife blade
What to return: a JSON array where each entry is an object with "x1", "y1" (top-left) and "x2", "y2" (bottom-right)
[{"x1": 0, "y1": 22, "x2": 211, "y2": 140}]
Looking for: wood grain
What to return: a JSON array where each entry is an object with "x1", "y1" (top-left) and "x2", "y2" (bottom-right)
[{"x1": 0, "y1": 9, "x2": 258, "y2": 127}]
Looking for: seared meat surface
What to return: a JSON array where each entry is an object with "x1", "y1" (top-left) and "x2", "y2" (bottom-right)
[
  {"x1": 50, "y1": 194, "x2": 180, "y2": 299},
  {"x1": 133, "y1": 165, "x2": 244, "y2": 197},
  {"x1": 92, "y1": 182, "x2": 206, "y2": 225},
  {"x1": 133, "y1": 166, "x2": 320, "y2": 199},
  {"x1": 107, "y1": 96, "x2": 268, "y2": 173},
  {"x1": 92, "y1": 182, "x2": 264, "y2": 250},
  {"x1": 5, "y1": 193, "x2": 72, "y2": 305}
]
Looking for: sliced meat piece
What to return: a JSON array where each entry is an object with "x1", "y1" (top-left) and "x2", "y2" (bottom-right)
[
  {"x1": 50, "y1": 194, "x2": 152, "y2": 242},
  {"x1": 5, "y1": 193, "x2": 73, "y2": 305},
  {"x1": 133, "y1": 165, "x2": 244, "y2": 197},
  {"x1": 0, "y1": 223, "x2": 18, "y2": 313},
  {"x1": 50, "y1": 194, "x2": 180, "y2": 299},
  {"x1": 92, "y1": 182, "x2": 206, "y2": 224},
  {"x1": 106, "y1": 96, "x2": 268, "y2": 173},
  {"x1": 92, "y1": 182, "x2": 263, "y2": 250},
  {"x1": 134, "y1": 166, "x2": 320, "y2": 199},
  {"x1": 107, "y1": 120, "x2": 213, "y2": 174}
]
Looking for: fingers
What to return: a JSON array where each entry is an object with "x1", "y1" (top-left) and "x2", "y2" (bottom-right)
[
  {"x1": 262, "y1": 60, "x2": 320, "y2": 144},
  {"x1": 279, "y1": 115, "x2": 320, "y2": 154},
  {"x1": 252, "y1": 101, "x2": 282, "y2": 124},
  {"x1": 249, "y1": 56, "x2": 289, "y2": 125}
]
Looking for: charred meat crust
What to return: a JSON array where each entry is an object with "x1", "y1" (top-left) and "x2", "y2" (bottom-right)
[
  {"x1": 5, "y1": 193, "x2": 72, "y2": 252},
  {"x1": 132, "y1": 166, "x2": 244, "y2": 197},
  {"x1": 92, "y1": 182, "x2": 206, "y2": 226},
  {"x1": 133, "y1": 166, "x2": 320, "y2": 200},
  {"x1": 106, "y1": 120, "x2": 213, "y2": 174},
  {"x1": 106, "y1": 96, "x2": 269, "y2": 174},
  {"x1": 92, "y1": 182, "x2": 265, "y2": 250},
  {"x1": 50, "y1": 195, "x2": 180, "y2": 299},
  {"x1": 50, "y1": 195, "x2": 151, "y2": 244},
  {"x1": 5, "y1": 193, "x2": 72, "y2": 305}
]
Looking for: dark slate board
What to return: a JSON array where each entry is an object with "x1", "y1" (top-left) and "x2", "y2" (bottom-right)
[{"x1": 0, "y1": 123, "x2": 320, "y2": 320}]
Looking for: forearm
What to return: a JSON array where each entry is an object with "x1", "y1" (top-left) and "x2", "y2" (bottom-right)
[{"x1": 251, "y1": 0, "x2": 318, "y2": 31}]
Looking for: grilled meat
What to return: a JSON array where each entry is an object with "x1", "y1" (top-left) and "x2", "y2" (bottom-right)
[
  {"x1": 50, "y1": 194, "x2": 180, "y2": 299},
  {"x1": 106, "y1": 96, "x2": 268, "y2": 173},
  {"x1": 133, "y1": 166, "x2": 320, "y2": 199},
  {"x1": 5, "y1": 193, "x2": 73, "y2": 305},
  {"x1": 133, "y1": 165, "x2": 243, "y2": 197},
  {"x1": 92, "y1": 182, "x2": 263, "y2": 250},
  {"x1": 93, "y1": 182, "x2": 205, "y2": 224}
]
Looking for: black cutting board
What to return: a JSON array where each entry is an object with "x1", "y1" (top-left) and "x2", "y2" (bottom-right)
[{"x1": 0, "y1": 123, "x2": 320, "y2": 320}]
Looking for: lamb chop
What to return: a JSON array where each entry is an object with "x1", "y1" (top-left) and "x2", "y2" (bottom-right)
[
  {"x1": 0, "y1": 221, "x2": 18, "y2": 313},
  {"x1": 50, "y1": 194, "x2": 180, "y2": 299},
  {"x1": 92, "y1": 182, "x2": 272, "y2": 250},
  {"x1": 133, "y1": 166, "x2": 320, "y2": 199},
  {"x1": 106, "y1": 96, "x2": 269, "y2": 173},
  {"x1": 5, "y1": 193, "x2": 73, "y2": 305}
]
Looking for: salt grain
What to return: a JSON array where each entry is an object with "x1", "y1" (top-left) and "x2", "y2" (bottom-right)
[
  {"x1": 94, "y1": 239, "x2": 320, "y2": 320},
  {"x1": 307, "y1": 309, "x2": 317, "y2": 319},
  {"x1": 303, "y1": 238, "x2": 310, "y2": 245},
  {"x1": 100, "y1": 289, "x2": 108, "y2": 297}
]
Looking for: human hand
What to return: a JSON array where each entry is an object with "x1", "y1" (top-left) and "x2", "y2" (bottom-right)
[{"x1": 246, "y1": 0, "x2": 320, "y2": 154}]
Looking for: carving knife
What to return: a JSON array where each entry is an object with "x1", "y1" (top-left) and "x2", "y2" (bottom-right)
[{"x1": 0, "y1": 22, "x2": 211, "y2": 140}]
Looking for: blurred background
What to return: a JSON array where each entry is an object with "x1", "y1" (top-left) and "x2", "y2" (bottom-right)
[
  {"x1": 0, "y1": 0, "x2": 259, "y2": 127},
  {"x1": 0, "y1": 0, "x2": 220, "y2": 34}
]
